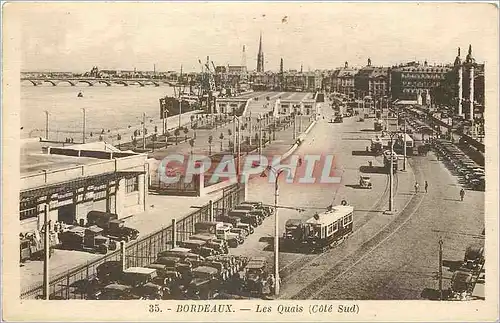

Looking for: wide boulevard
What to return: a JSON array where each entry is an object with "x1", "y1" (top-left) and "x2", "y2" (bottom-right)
[{"x1": 230, "y1": 104, "x2": 484, "y2": 300}]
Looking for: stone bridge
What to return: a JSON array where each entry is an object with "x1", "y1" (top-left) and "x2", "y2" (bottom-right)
[{"x1": 20, "y1": 77, "x2": 178, "y2": 87}]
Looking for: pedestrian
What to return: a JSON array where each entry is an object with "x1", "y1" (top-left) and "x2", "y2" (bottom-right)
[
  {"x1": 267, "y1": 274, "x2": 276, "y2": 296},
  {"x1": 460, "y1": 188, "x2": 465, "y2": 201},
  {"x1": 414, "y1": 182, "x2": 420, "y2": 193},
  {"x1": 424, "y1": 181, "x2": 428, "y2": 193}
]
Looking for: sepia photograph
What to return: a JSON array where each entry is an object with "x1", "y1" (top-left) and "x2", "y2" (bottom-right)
[{"x1": 2, "y1": 1, "x2": 499, "y2": 321}]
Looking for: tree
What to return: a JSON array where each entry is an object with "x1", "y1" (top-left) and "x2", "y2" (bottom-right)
[
  {"x1": 208, "y1": 135, "x2": 213, "y2": 155},
  {"x1": 219, "y1": 133, "x2": 224, "y2": 151},
  {"x1": 174, "y1": 128, "x2": 180, "y2": 145},
  {"x1": 188, "y1": 138, "x2": 195, "y2": 155}
]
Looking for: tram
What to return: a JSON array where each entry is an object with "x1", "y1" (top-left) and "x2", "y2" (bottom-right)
[
  {"x1": 394, "y1": 133, "x2": 414, "y2": 156},
  {"x1": 283, "y1": 205, "x2": 354, "y2": 253},
  {"x1": 383, "y1": 150, "x2": 398, "y2": 173}
]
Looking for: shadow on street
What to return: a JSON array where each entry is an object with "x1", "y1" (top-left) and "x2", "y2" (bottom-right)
[{"x1": 359, "y1": 165, "x2": 387, "y2": 174}]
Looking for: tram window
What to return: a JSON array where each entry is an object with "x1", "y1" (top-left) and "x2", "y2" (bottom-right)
[
  {"x1": 322, "y1": 226, "x2": 327, "y2": 238},
  {"x1": 343, "y1": 213, "x2": 353, "y2": 225}
]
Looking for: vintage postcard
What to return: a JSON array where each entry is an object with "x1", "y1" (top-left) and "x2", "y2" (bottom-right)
[{"x1": 2, "y1": 1, "x2": 499, "y2": 322}]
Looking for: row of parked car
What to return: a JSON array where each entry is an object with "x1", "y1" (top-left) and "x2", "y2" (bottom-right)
[
  {"x1": 67, "y1": 201, "x2": 274, "y2": 300},
  {"x1": 433, "y1": 139, "x2": 485, "y2": 191}
]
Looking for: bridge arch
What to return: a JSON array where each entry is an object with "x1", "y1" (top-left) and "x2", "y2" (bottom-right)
[
  {"x1": 21, "y1": 79, "x2": 39, "y2": 86},
  {"x1": 114, "y1": 81, "x2": 129, "y2": 86},
  {"x1": 76, "y1": 80, "x2": 94, "y2": 86},
  {"x1": 42, "y1": 80, "x2": 58, "y2": 86},
  {"x1": 97, "y1": 80, "x2": 111, "y2": 86},
  {"x1": 56, "y1": 80, "x2": 76, "y2": 86}
]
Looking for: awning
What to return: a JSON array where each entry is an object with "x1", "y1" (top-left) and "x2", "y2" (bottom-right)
[{"x1": 20, "y1": 170, "x2": 145, "y2": 200}]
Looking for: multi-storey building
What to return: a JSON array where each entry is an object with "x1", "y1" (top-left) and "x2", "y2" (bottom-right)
[
  {"x1": 390, "y1": 61, "x2": 452, "y2": 102},
  {"x1": 354, "y1": 59, "x2": 390, "y2": 99},
  {"x1": 328, "y1": 62, "x2": 359, "y2": 98}
]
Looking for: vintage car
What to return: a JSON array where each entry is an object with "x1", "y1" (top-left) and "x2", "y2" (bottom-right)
[
  {"x1": 86, "y1": 211, "x2": 139, "y2": 242},
  {"x1": 227, "y1": 210, "x2": 262, "y2": 228},
  {"x1": 186, "y1": 266, "x2": 220, "y2": 300},
  {"x1": 194, "y1": 221, "x2": 243, "y2": 247},
  {"x1": 449, "y1": 269, "x2": 474, "y2": 301},
  {"x1": 96, "y1": 283, "x2": 140, "y2": 300},
  {"x1": 240, "y1": 201, "x2": 273, "y2": 217},
  {"x1": 157, "y1": 248, "x2": 205, "y2": 265},
  {"x1": 463, "y1": 244, "x2": 484, "y2": 272},
  {"x1": 244, "y1": 257, "x2": 268, "y2": 295},
  {"x1": 234, "y1": 204, "x2": 268, "y2": 219},
  {"x1": 217, "y1": 215, "x2": 254, "y2": 235},
  {"x1": 96, "y1": 260, "x2": 123, "y2": 285},
  {"x1": 59, "y1": 225, "x2": 117, "y2": 254},
  {"x1": 189, "y1": 234, "x2": 229, "y2": 254}
]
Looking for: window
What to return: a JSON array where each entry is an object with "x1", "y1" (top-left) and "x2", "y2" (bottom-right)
[
  {"x1": 343, "y1": 213, "x2": 353, "y2": 226},
  {"x1": 94, "y1": 184, "x2": 107, "y2": 199},
  {"x1": 20, "y1": 198, "x2": 39, "y2": 221},
  {"x1": 126, "y1": 176, "x2": 139, "y2": 193}
]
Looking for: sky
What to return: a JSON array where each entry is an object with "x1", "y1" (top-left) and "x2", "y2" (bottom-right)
[{"x1": 9, "y1": 2, "x2": 497, "y2": 73}]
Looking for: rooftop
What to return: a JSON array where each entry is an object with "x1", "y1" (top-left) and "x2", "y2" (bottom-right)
[{"x1": 21, "y1": 140, "x2": 101, "y2": 176}]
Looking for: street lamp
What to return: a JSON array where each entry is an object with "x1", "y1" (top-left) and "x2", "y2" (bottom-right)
[
  {"x1": 233, "y1": 116, "x2": 242, "y2": 178},
  {"x1": 385, "y1": 132, "x2": 397, "y2": 214},
  {"x1": 44, "y1": 110, "x2": 50, "y2": 140},
  {"x1": 260, "y1": 165, "x2": 292, "y2": 297}
]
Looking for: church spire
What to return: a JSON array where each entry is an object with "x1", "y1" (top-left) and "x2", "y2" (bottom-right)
[{"x1": 257, "y1": 32, "x2": 264, "y2": 72}]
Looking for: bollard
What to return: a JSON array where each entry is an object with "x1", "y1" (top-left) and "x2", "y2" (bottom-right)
[
  {"x1": 171, "y1": 218, "x2": 177, "y2": 249},
  {"x1": 120, "y1": 241, "x2": 126, "y2": 271}
]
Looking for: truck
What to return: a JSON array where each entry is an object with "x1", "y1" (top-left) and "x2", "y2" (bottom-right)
[
  {"x1": 194, "y1": 221, "x2": 243, "y2": 248},
  {"x1": 227, "y1": 210, "x2": 262, "y2": 228},
  {"x1": 217, "y1": 215, "x2": 255, "y2": 235},
  {"x1": 86, "y1": 211, "x2": 139, "y2": 242},
  {"x1": 20, "y1": 229, "x2": 57, "y2": 263},
  {"x1": 59, "y1": 225, "x2": 117, "y2": 254}
]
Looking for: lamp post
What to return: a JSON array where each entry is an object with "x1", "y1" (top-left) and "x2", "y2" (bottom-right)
[
  {"x1": 233, "y1": 116, "x2": 242, "y2": 179},
  {"x1": 403, "y1": 117, "x2": 407, "y2": 172},
  {"x1": 44, "y1": 110, "x2": 49, "y2": 140},
  {"x1": 386, "y1": 132, "x2": 397, "y2": 213},
  {"x1": 261, "y1": 165, "x2": 289, "y2": 297}
]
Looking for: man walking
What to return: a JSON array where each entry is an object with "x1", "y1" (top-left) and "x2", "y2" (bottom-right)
[
  {"x1": 460, "y1": 188, "x2": 465, "y2": 201},
  {"x1": 425, "y1": 181, "x2": 428, "y2": 193},
  {"x1": 414, "y1": 182, "x2": 420, "y2": 194}
]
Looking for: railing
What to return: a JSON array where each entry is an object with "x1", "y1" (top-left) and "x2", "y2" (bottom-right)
[{"x1": 20, "y1": 184, "x2": 245, "y2": 299}]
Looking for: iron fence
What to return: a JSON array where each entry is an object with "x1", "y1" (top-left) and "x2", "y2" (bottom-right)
[{"x1": 20, "y1": 183, "x2": 245, "y2": 299}]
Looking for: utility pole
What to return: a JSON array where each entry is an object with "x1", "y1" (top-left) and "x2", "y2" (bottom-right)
[
  {"x1": 438, "y1": 239, "x2": 443, "y2": 300},
  {"x1": 259, "y1": 120, "x2": 263, "y2": 157},
  {"x1": 389, "y1": 136, "x2": 395, "y2": 212},
  {"x1": 43, "y1": 204, "x2": 50, "y2": 300},
  {"x1": 178, "y1": 95, "x2": 182, "y2": 129},
  {"x1": 293, "y1": 113, "x2": 296, "y2": 139},
  {"x1": 142, "y1": 112, "x2": 146, "y2": 150},
  {"x1": 249, "y1": 113, "x2": 253, "y2": 145},
  {"x1": 82, "y1": 108, "x2": 86, "y2": 144},
  {"x1": 44, "y1": 110, "x2": 49, "y2": 140},
  {"x1": 403, "y1": 118, "x2": 407, "y2": 171},
  {"x1": 274, "y1": 175, "x2": 280, "y2": 296}
]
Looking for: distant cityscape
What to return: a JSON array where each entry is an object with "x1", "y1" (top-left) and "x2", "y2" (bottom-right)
[{"x1": 21, "y1": 35, "x2": 485, "y2": 123}]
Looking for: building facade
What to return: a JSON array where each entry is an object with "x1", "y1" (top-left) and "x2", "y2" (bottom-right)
[{"x1": 20, "y1": 142, "x2": 149, "y2": 233}]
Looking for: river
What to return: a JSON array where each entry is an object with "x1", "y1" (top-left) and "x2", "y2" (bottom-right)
[{"x1": 21, "y1": 84, "x2": 176, "y2": 140}]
